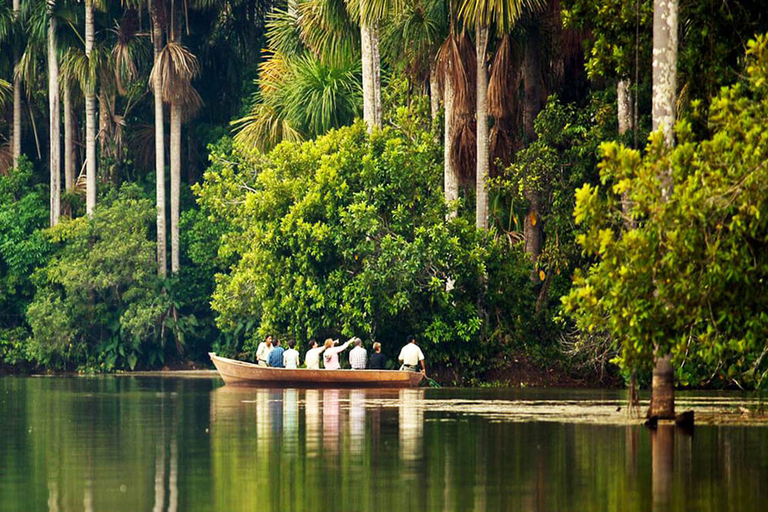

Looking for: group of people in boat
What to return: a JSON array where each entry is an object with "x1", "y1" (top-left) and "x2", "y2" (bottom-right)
[{"x1": 254, "y1": 334, "x2": 426, "y2": 374}]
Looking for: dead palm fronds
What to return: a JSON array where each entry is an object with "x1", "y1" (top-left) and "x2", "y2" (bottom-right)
[
  {"x1": 112, "y1": 8, "x2": 142, "y2": 95},
  {"x1": 150, "y1": 41, "x2": 202, "y2": 117},
  {"x1": 489, "y1": 33, "x2": 521, "y2": 170},
  {"x1": 437, "y1": 30, "x2": 476, "y2": 181}
]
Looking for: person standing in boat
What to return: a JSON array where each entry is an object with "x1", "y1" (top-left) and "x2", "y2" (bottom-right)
[
  {"x1": 323, "y1": 337, "x2": 357, "y2": 370},
  {"x1": 268, "y1": 339, "x2": 285, "y2": 368},
  {"x1": 398, "y1": 335, "x2": 426, "y2": 375},
  {"x1": 369, "y1": 342, "x2": 386, "y2": 370},
  {"x1": 349, "y1": 338, "x2": 367, "y2": 370},
  {"x1": 304, "y1": 339, "x2": 326, "y2": 370},
  {"x1": 256, "y1": 335, "x2": 273, "y2": 367},
  {"x1": 283, "y1": 340, "x2": 300, "y2": 369}
]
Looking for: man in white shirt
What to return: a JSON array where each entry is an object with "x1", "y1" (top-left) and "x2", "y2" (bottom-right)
[
  {"x1": 349, "y1": 339, "x2": 367, "y2": 369},
  {"x1": 398, "y1": 335, "x2": 426, "y2": 375},
  {"x1": 255, "y1": 335, "x2": 273, "y2": 367},
  {"x1": 304, "y1": 339, "x2": 327, "y2": 370},
  {"x1": 283, "y1": 340, "x2": 300, "y2": 369}
]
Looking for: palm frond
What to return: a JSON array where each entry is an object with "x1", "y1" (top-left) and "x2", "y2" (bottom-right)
[
  {"x1": 0, "y1": 77, "x2": 10, "y2": 108},
  {"x1": 232, "y1": 101, "x2": 303, "y2": 152},
  {"x1": 149, "y1": 41, "x2": 201, "y2": 103},
  {"x1": 459, "y1": 0, "x2": 546, "y2": 33},
  {"x1": 297, "y1": 0, "x2": 359, "y2": 64},
  {"x1": 266, "y1": 8, "x2": 305, "y2": 56}
]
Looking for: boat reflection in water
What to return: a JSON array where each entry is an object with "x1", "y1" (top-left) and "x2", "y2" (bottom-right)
[{"x1": 4, "y1": 377, "x2": 768, "y2": 512}]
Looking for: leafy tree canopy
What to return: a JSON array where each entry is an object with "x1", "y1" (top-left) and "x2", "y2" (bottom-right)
[{"x1": 564, "y1": 35, "x2": 768, "y2": 389}]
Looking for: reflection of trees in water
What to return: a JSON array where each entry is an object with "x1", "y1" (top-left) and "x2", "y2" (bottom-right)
[{"x1": 651, "y1": 424, "x2": 674, "y2": 512}]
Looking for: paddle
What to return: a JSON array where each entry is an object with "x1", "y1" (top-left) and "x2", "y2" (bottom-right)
[{"x1": 400, "y1": 364, "x2": 442, "y2": 388}]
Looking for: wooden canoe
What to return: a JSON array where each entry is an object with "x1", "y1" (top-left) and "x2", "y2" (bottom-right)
[{"x1": 209, "y1": 352, "x2": 424, "y2": 388}]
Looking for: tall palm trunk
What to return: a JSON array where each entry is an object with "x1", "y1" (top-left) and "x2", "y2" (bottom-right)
[
  {"x1": 170, "y1": 102, "x2": 181, "y2": 275},
  {"x1": 48, "y1": 5, "x2": 60, "y2": 226},
  {"x1": 429, "y1": 61, "x2": 441, "y2": 122},
  {"x1": 522, "y1": 23, "x2": 543, "y2": 267},
  {"x1": 12, "y1": 0, "x2": 21, "y2": 167},
  {"x1": 649, "y1": 0, "x2": 678, "y2": 420},
  {"x1": 360, "y1": 8, "x2": 381, "y2": 132},
  {"x1": 84, "y1": 0, "x2": 97, "y2": 215},
  {"x1": 475, "y1": 22, "x2": 489, "y2": 230},
  {"x1": 63, "y1": 77, "x2": 74, "y2": 192},
  {"x1": 443, "y1": 71, "x2": 458, "y2": 218},
  {"x1": 149, "y1": 0, "x2": 166, "y2": 277}
]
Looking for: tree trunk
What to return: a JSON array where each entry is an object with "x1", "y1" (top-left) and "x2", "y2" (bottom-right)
[
  {"x1": 149, "y1": 0, "x2": 167, "y2": 278},
  {"x1": 522, "y1": 23, "x2": 543, "y2": 268},
  {"x1": 617, "y1": 79, "x2": 632, "y2": 136},
  {"x1": 650, "y1": 0, "x2": 679, "y2": 416},
  {"x1": 170, "y1": 102, "x2": 181, "y2": 275},
  {"x1": 652, "y1": 0, "x2": 678, "y2": 150},
  {"x1": 48, "y1": 7, "x2": 61, "y2": 226},
  {"x1": 475, "y1": 22, "x2": 489, "y2": 230},
  {"x1": 429, "y1": 61, "x2": 441, "y2": 123},
  {"x1": 649, "y1": 354, "x2": 675, "y2": 419},
  {"x1": 618, "y1": 79, "x2": 634, "y2": 226},
  {"x1": 360, "y1": 11, "x2": 381, "y2": 132},
  {"x1": 12, "y1": 0, "x2": 21, "y2": 167},
  {"x1": 443, "y1": 71, "x2": 458, "y2": 219},
  {"x1": 84, "y1": 0, "x2": 97, "y2": 215},
  {"x1": 63, "y1": 78, "x2": 75, "y2": 193},
  {"x1": 371, "y1": 23, "x2": 382, "y2": 127}
]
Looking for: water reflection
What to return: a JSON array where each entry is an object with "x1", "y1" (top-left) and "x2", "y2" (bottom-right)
[
  {"x1": 323, "y1": 389, "x2": 341, "y2": 457},
  {"x1": 4, "y1": 378, "x2": 768, "y2": 512},
  {"x1": 305, "y1": 389, "x2": 321, "y2": 458},
  {"x1": 349, "y1": 390, "x2": 366, "y2": 457},
  {"x1": 651, "y1": 424, "x2": 675, "y2": 512},
  {"x1": 398, "y1": 389, "x2": 425, "y2": 463}
]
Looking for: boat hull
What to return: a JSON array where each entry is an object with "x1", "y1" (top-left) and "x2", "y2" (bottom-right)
[{"x1": 209, "y1": 353, "x2": 424, "y2": 388}]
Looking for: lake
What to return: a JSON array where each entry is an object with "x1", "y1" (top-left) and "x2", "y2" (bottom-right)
[{"x1": 1, "y1": 376, "x2": 766, "y2": 511}]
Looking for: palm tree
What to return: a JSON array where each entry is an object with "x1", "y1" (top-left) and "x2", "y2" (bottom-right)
[
  {"x1": 359, "y1": 0, "x2": 403, "y2": 132},
  {"x1": 84, "y1": 0, "x2": 96, "y2": 214},
  {"x1": 151, "y1": 34, "x2": 201, "y2": 275},
  {"x1": 48, "y1": 0, "x2": 60, "y2": 225},
  {"x1": 460, "y1": 0, "x2": 543, "y2": 230},
  {"x1": 233, "y1": 3, "x2": 361, "y2": 151},
  {"x1": 648, "y1": 0, "x2": 678, "y2": 420},
  {"x1": 148, "y1": 0, "x2": 166, "y2": 277},
  {"x1": 12, "y1": 0, "x2": 21, "y2": 168}
]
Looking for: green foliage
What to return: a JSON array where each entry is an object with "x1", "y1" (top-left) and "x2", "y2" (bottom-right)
[
  {"x1": 198, "y1": 121, "x2": 534, "y2": 370},
  {"x1": 564, "y1": 35, "x2": 768, "y2": 388},
  {"x1": 494, "y1": 96, "x2": 609, "y2": 284},
  {"x1": 26, "y1": 185, "x2": 169, "y2": 371},
  {"x1": 0, "y1": 159, "x2": 50, "y2": 366}
]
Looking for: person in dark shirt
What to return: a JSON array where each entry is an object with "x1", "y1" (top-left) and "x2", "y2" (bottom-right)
[
  {"x1": 369, "y1": 342, "x2": 387, "y2": 370},
  {"x1": 268, "y1": 339, "x2": 285, "y2": 368}
]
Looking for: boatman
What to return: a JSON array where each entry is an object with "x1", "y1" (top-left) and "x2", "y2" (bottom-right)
[
  {"x1": 398, "y1": 335, "x2": 426, "y2": 375},
  {"x1": 256, "y1": 335, "x2": 273, "y2": 367}
]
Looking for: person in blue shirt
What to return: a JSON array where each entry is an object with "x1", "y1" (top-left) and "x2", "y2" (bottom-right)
[{"x1": 268, "y1": 339, "x2": 285, "y2": 368}]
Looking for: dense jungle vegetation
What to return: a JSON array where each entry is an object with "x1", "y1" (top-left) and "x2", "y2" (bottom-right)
[{"x1": 1, "y1": 0, "x2": 768, "y2": 388}]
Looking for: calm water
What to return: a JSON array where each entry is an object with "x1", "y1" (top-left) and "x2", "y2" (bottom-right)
[{"x1": 1, "y1": 377, "x2": 767, "y2": 512}]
